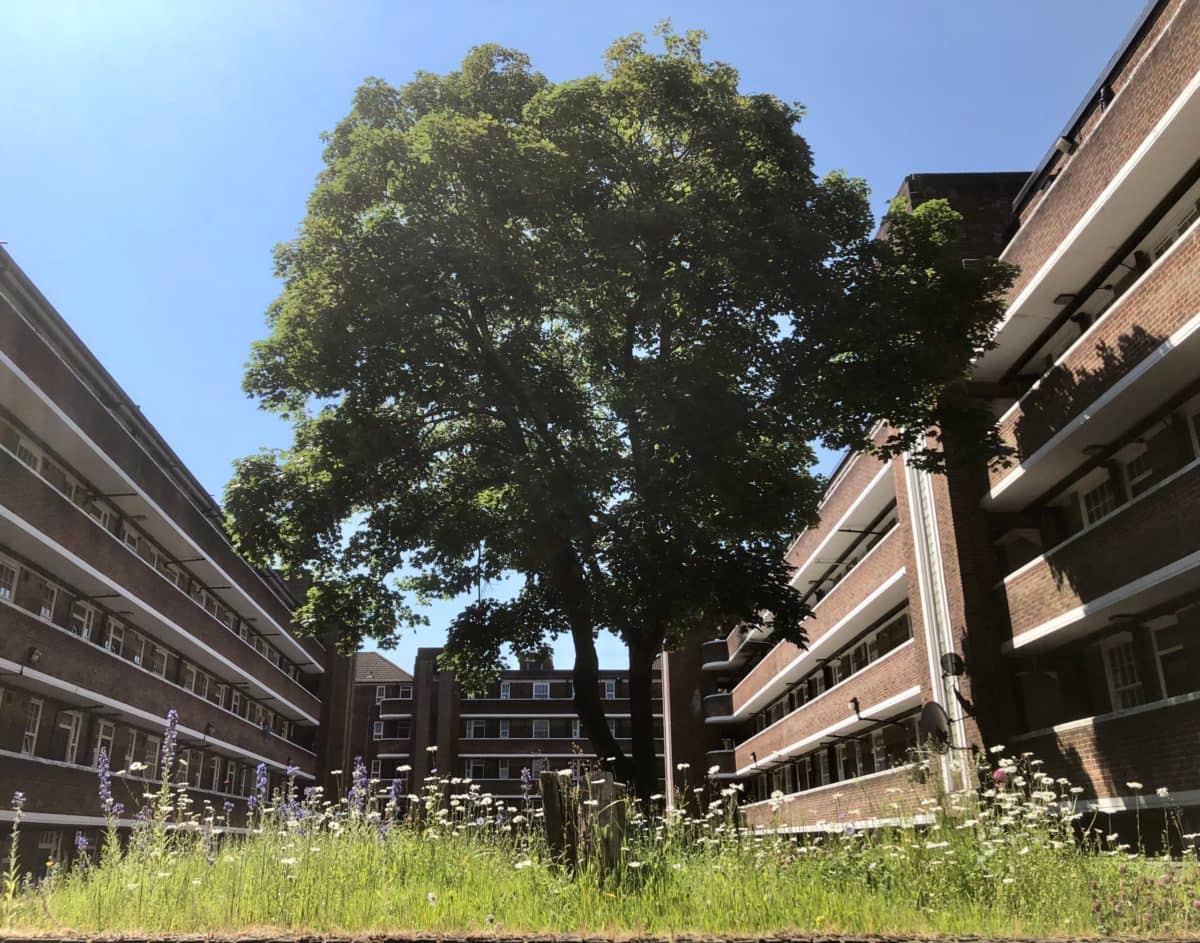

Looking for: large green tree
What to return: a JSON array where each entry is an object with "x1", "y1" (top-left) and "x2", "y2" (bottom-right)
[{"x1": 225, "y1": 27, "x2": 1013, "y2": 801}]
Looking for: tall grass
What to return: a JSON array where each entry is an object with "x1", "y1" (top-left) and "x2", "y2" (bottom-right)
[{"x1": 3, "y1": 714, "x2": 1199, "y2": 937}]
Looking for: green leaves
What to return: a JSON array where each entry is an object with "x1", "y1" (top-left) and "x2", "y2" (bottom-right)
[{"x1": 227, "y1": 29, "x2": 1013, "y2": 742}]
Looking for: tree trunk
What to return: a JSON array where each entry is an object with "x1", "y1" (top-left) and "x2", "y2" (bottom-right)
[
  {"x1": 570, "y1": 623, "x2": 632, "y2": 784},
  {"x1": 627, "y1": 637, "x2": 660, "y2": 806}
]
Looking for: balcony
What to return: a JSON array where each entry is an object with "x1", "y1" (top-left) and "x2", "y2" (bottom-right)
[
  {"x1": 988, "y1": 220, "x2": 1200, "y2": 505},
  {"x1": 702, "y1": 692, "x2": 734, "y2": 724},
  {"x1": 0, "y1": 299, "x2": 322, "y2": 672},
  {"x1": 734, "y1": 535, "x2": 906, "y2": 717},
  {"x1": 0, "y1": 603, "x2": 312, "y2": 771},
  {"x1": 976, "y1": 2, "x2": 1200, "y2": 382},
  {"x1": 378, "y1": 698, "x2": 414, "y2": 718},
  {"x1": 705, "y1": 748, "x2": 736, "y2": 777},
  {"x1": 700, "y1": 628, "x2": 770, "y2": 673},
  {"x1": 0, "y1": 450, "x2": 320, "y2": 721},
  {"x1": 1001, "y1": 459, "x2": 1200, "y2": 650},
  {"x1": 1012, "y1": 694, "x2": 1200, "y2": 806},
  {"x1": 0, "y1": 751, "x2": 252, "y2": 828},
  {"x1": 734, "y1": 644, "x2": 922, "y2": 770}
]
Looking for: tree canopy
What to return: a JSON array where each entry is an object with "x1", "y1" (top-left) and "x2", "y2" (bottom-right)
[{"x1": 225, "y1": 26, "x2": 1014, "y2": 799}]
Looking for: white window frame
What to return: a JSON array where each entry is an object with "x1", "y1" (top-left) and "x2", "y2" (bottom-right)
[
  {"x1": 68, "y1": 599, "x2": 100, "y2": 638},
  {"x1": 467, "y1": 719, "x2": 486, "y2": 739},
  {"x1": 498, "y1": 759, "x2": 509, "y2": 780},
  {"x1": 370, "y1": 758, "x2": 382, "y2": 779},
  {"x1": 532, "y1": 681, "x2": 550, "y2": 700},
  {"x1": 532, "y1": 718, "x2": 550, "y2": 739},
  {"x1": 372, "y1": 721, "x2": 385, "y2": 740},
  {"x1": 37, "y1": 581, "x2": 57, "y2": 620},
  {"x1": 57, "y1": 710, "x2": 83, "y2": 765},
  {"x1": 93, "y1": 719, "x2": 115, "y2": 767},
  {"x1": 104, "y1": 619, "x2": 125, "y2": 656},
  {"x1": 397, "y1": 683, "x2": 413, "y2": 700},
  {"x1": 602, "y1": 679, "x2": 616, "y2": 700},
  {"x1": 144, "y1": 734, "x2": 161, "y2": 776},
  {"x1": 22, "y1": 697, "x2": 43, "y2": 755},
  {"x1": 571, "y1": 719, "x2": 581, "y2": 739},
  {"x1": 0, "y1": 553, "x2": 18, "y2": 602},
  {"x1": 499, "y1": 718, "x2": 510, "y2": 739},
  {"x1": 499, "y1": 681, "x2": 511, "y2": 700},
  {"x1": 1101, "y1": 634, "x2": 1145, "y2": 711},
  {"x1": 375, "y1": 685, "x2": 386, "y2": 703},
  {"x1": 467, "y1": 759, "x2": 486, "y2": 780}
]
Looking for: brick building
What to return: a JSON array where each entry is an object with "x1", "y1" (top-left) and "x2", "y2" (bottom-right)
[
  {"x1": 349, "y1": 649, "x2": 665, "y2": 800},
  {"x1": 0, "y1": 247, "x2": 355, "y2": 869},
  {"x1": 693, "y1": 0, "x2": 1200, "y2": 831}
]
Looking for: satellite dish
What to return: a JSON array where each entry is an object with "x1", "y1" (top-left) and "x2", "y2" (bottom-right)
[
  {"x1": 940, "y1": 652, "x2": 966, "y2": 677},
  {"x1": 918, "y1": 701, "x2": 952, "y2": 754}
]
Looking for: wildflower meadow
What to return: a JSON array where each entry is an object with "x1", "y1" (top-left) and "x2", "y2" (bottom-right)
[{"x1": 3, "y1": 709, "x2": 1199, "y2": 938}]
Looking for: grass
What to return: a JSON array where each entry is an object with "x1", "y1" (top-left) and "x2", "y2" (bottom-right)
[{"x1": 3, "y1": 714, "x2": 1200, "y2": 938}]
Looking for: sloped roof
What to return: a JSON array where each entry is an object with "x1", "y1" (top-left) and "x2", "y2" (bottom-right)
[{"x1": 355, "y1": 651, "x2": 413, "y2": 684}]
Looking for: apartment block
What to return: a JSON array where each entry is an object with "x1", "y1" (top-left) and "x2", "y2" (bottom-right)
[
  {"x1": 349, "y1": 649, "x2": 665, "y2": 800},
  {"x1": 0, "y1": 247, "x2": 354, "y2": 870},
  {"x1": 693, "y1": 0, "x2": 1200, "y2": 831}
]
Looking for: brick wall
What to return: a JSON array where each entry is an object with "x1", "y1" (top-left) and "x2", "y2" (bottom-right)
[
  {"x1": 734, "y1": 641, "x2": 920, "y2": 768},
  {"x1": 992, "y1": 221, "x2": 1200, "y2": 483},
  {"x1": 733, "y1": 528, "x2": 904, "y2": 713},
  {"x1": 1005, "y1": 0, "x2": 1200, "y2": 296},
  {"x1": 741, "y1": 766, "x2": 935, "y2": 830},
  {"x1": 1013, "y1": 696, "x2": 1200, "y2": 799},
  {"x1": 1002, "y1": 461, "x2": 1200, "y2": 637}
]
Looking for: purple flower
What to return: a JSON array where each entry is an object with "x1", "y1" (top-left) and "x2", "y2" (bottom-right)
[
  {"x1": 161, "y1": 709, "x2": 179, "y2": 780},
  {"x1": 222, "y1": 800, "x2": 234, "y2": 815},
  {"x1": 248, "y1": 763, "x2": 268, "y2": 812},
  {"x1": 97, "y1": 749, "x2": 116, "y2": 817},
  {"x1": 74, "y1": 831, "x2": 89, "y2": 853},
  {"x1": 11, "y1": 791, "x2": 26, "y2": 813},
  {"x1": 992, "y1": 768, "x2": 1009, "y2": 785},
  {"x1": 348, "y1": 756, "x2": 368, "y2": 813}
]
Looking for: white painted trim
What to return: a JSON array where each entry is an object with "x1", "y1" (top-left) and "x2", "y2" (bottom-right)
[
  {"x1": 738, "y1": 639, "x2": 915, "y2": 747},
  {"x1": 1002, "y1": 451, "x2": 1200, "y2": 588},
  {"x1": 990, "y1": 65, "x2": 1200, "y2": 351},
  {"x1": 1011, "y1": 689, "x2": 1200, "y2": 741},
  {"x1": 990, "y1": 311, "x2": 1200, "y2": 505},
  {"x1": 732, "y1": 568, "x2": 907, "y2": 718},
  {"x1": 734, "y1": 685, "x2": 922, "y2": 777},
  {"x1": 768, "y1": 812, "x2": 937, "y2": 835},
  {"x1": 0, "y1": 504, "x2": 319, "y2": 725},
  {"x1": 1083, "y1": 788, "x2": 1200, "y2": 813},
  {"x1": 0, "y1": 655, "x2": 314, "y2": 777},
  {"x1": 740, "y1": 762, "x2": 921, "y2": 809},
  {"x1": 1005, "y1": 545, "x2": 1200, "y2": 651},
  {"x1": 457, "y1": 713, "x2": 657, "y2": 719},
  {"x1": 788, "y1": 464, "x2": 894, "y2": 589},
  {"x1": 0, "y1": 339, "x2": 320, "y2": 671},
  {"x1": 0, "y1": 808, "x2": 250, "y2": 835},
  {"x1": 0, "y1": 596, "x2": 315, "y2": 755}
]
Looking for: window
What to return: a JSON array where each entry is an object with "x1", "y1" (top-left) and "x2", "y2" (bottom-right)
[
  {"x1": 467, "y1": 759, "x2": 486, "y2": 780},
  {"x1": 230, "y1": 690, "x2": 243, "y2": 716},
  {"x1": 467, "y1": 719, "x2": 486, "y2": 739},
  {"x1": 126, "y1": 730, "x2": 140, "y2": 769},
  {"x1": 395, "y1": 720, "x2": 411, "y2": 739},
  {"x1": 571, "y1": 719, "x2": 581, "y2": 739},
  {"x1": 36, "y1": 831, "x2": 62, "y2": 865},
  {"x1": 499, "y1": 718, "x2": 510, "y2": 739},
  {"x1": 375, "y1": 685, "x2": 386, "y2": 703},
  {"x1": 1124, "y1": 450, "x2": 1154, "y2": 497},
  {"x1": 38, "y1": 582, "x2": 57, "y2": 620},
  {"x1": 607, "y1": 718, "x2": 617, "y2": 736},
  {"x1": 238, "y1": 765, "x2": 250, "y2": 794},
  {"x1": 15, "y1": 439, "x2": 40, "y2": 471},
  {"x1": 398, "y1": 683, "x2": 412, "y2": 700},
  {"x1": 104, "y1": 620, "x2": 124, "y2": 656},
  {"x1": 1081, "y1": 478, "x2": 1118, "y2": 525},
  {"x1": 120, "y1": 524, "x2": 141, "y2": 554},
  {"x1": 150, "y1": 646, "x2": 168, "y2": 677},
  {"x1": 370, "y1": 759, "x2": 382, "y2": 779},
  {"x1": 498, "y1": 759, "x2": 510, "y2": 780},
  {"x1": 144, "y1": 735, "x2": 162, "y2": 777},
  {"x1": 499, "y1": 681, "x2": 511, "y2": 700},
  {"x1": 93, "y1": 720, "x2": 115, "y2": 767},
  {"x1": 22, "y1": 698, "x2": 43, "y2": 755},
  {"x1": 533, "y1": 682, "x2": 550, "y2": 700},
  {"x1": 373, "y1": 721, "x2": 384, "y2": 740},
  {"x1": 68, "y1": 600, "x2": 99, "y2": 639},
  {"x1": 1103, "y1": 637, "x2": 1145, "y2": 710},
  {"x1": 532, "y1": 718, "x2": 550, "y2": 739},
  {"x1": 191, "y1": 751, "x2": 205, "y2": 788},
  {"x1": 602, "y1": 679, "x2": 616, "y2": 700},
  {"x1": 57, "y1": 711, "x2": 83, "y2": 764},
  {"x1": 0, "y1": 555, "x2": 18, "y2": 601},
  {"x1": 209, "y1": 756, "x2": 222, "y2": 791},
  {"x1": 1153, "y1": 620, "x2": 1195, "y2": 698}
]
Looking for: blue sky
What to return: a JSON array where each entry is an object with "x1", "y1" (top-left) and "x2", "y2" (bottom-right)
[{"x1": 3, "y1": 0, "x2": 1142, "y2": 670}]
